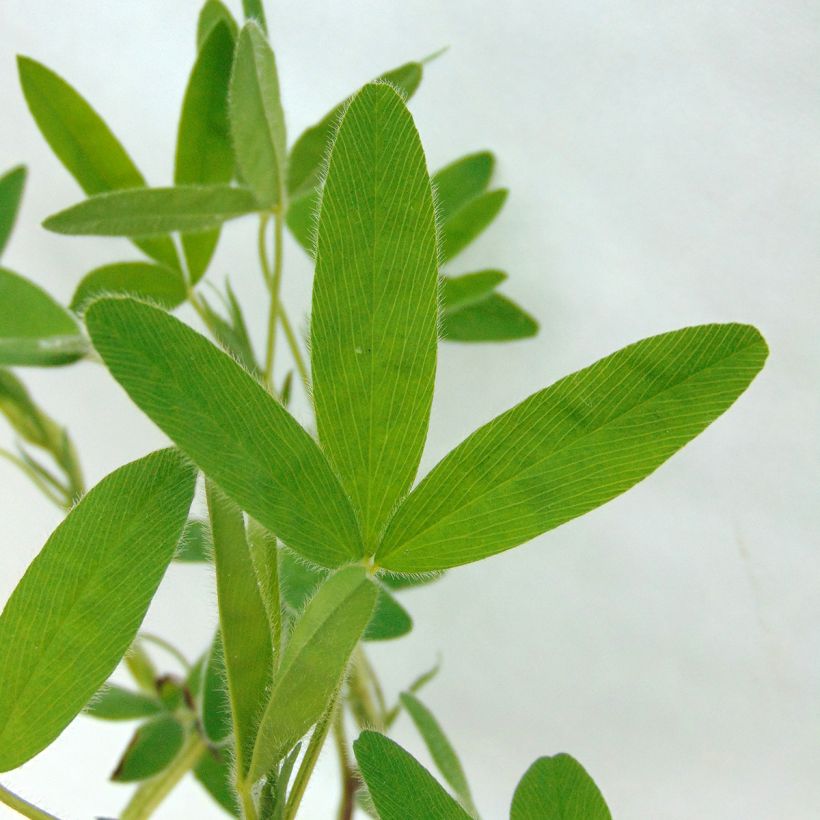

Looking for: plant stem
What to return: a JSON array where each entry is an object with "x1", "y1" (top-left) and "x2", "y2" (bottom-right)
[
  {"x1": 263, "y1": 211, "x2": 284, "y2": 388},
  {"x1": 236, "y1": 778, "x2": 259, "y2": 820},
  {"x1": 0, "y1": 448, "x2": 68, "y2": 508},
  {"x1": 277, "y1": 304, "x2": 311, "y2": 395},
  {"x1": 120, "y1": 732, "x2": 206, "y2": 820},
  {"x1": 0, "y1": 784, "x2": 59, "y2": 820},
  {"x1": 333, "y1": 707, "x2": 358, "y2": 820},
  {"x1": 138, "y1": 632, "x2": 191, "y2": 673}
]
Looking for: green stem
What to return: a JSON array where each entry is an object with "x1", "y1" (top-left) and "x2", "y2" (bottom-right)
[
  {"x1": 236, "y1": 778, "x2": 259, "y2": 820},
  {"x1": 138, "y1": 632, "x2": 191, "y2": 673},
  {"x1": 0, "y1": 783, "x2": 59, "y2": 820},
  {"x1": 0, "y1": 448, "x2": 68, "y2": 508},
  {"x1": 263, "y1": 211, "x2": 284, "y2": 388},
  {"x1": 120, "y1": 733, "x2": 206, "y2": 820},
  {"x1": 333, "y1": 708, "x2": 358, "y2": 820},
  {"x1": 277, "y1": 304, "x2": 311, "y2": 396}
]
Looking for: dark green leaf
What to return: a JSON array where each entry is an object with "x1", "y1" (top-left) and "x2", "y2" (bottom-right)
[
  {"x1": 439, "y1": 188, "x2": 508, "y2": 262},
  {"x1": 363, "y1": 587, "x2": 412, "y2": 642},
  {"x1": 70, "y1": 262, "x2": 187, "y2": 314},
  {"x1": 201, "y1": 632, "x2": 232, "y2": 745},
  {"x1": 249, "y1": 567, "x2": 377, "y2": 780},
  {"x1": 241, "y1": 0, "x2": 268, "y2": 33},
  {"x1": 312, "y1": 83, "x2": 438, "y2": 549},
  {"x1": 44, "y1": 185, "x2": 259, "y2": 238},
  {"x1": 176, "y1": 20, "x2": 237, "y2": 282},
  {"x1": 195, "y1": 747, "x2": 240, "y2": 816},
  {"x1": 197, "y1": 0, "x2": 239, "y2": 49},
  {"x1": 111, "y1": 716, "x2": 185, "y2": 782},
  {"x1": 432, "y1": 152, "x2": 494, "y2": 221},
  {"x1": 0, "y1": 165, "x2": 26, "y2": 257},
  {"x1": 84, "y1": 684, "x2": 162, "y2": 721},
  {"x1": 440, "y1": 270, "x2": 506, "y2": 312},
  {"x1": 354, "y1": 731, "x2": 471, "y2": 820},
  {"x1": 229, "y1": 22, "x2": 286, "y2": 208},
  {"x1": 442, "y1": 293, "x2": 538, "y2": 343},
  {"x1": 0, "y1": 267, "x2": 86, "y2": 366},
  {"x1": 175, "y1": 519, "x2": 212, "y2": 562},
  {"x1": 86, "y1": 298, "x2": 362, "y2": 568},
  {"x1": 17, "y1": 56, "x2": 179, "y2": 269},
  {"x1": 0, "y1": 449, "x2": 195, "y2": 771},
  {"x1": 510, "y1": 754, "x2": 611, "y2": 820},
  {"x1": 378, "y1": 324, "x2": 768, "y2": 572}
]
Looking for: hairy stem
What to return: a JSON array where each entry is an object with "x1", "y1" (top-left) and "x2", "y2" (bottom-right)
[
  {"x1": 333, "y1": 707, "x2": 358, "y2": 820},
  {"x1": 0, "y1": 784, "x2": 59, "y2": 820}
]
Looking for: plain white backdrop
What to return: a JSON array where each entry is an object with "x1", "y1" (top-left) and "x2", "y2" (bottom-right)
[{"x1": 1, "y1": 1, "x2": 818, "y2": 817}]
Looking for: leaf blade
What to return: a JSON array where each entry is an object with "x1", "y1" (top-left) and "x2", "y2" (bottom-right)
[
  {"x1": 111, "y1": 716, "x2": 185, "y2": 782},
  {"x1": 432, "y1": 152, "x2": 494, "y2": 222},
  {"x1": 442, "y1": 293, "x2": 538, "y2": 343},
  {"x1": 0, "y1": 165, "x2": 26, "y2": 257},
  {"x1": 439, "y1": 188, "x2": 508, "y2": 262},
  {"x1": 84, "y1": 685, "x2": 162, "y2": 721}
]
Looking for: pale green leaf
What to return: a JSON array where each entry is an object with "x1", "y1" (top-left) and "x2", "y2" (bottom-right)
[
  {"x1": 0, "y1": 368, "x2": 62, "y2": 449},
  {"x1": 379, "y1": 570, "x2": 443, "y2": 591},
  {"x1": 510, "y1": 754, "x2": 611, "y2": 820},
  {"x1": 86, "y1": 297, "x2": 362, "y2": 568},
  {"x1": 287, "y1": 61, "x2": 423, "y2": 198},
  {"x1": 312, "y1": 82, "x2": 438, "y2": 548},
  {"x1": 378, "y1": 324, "x2": 768, "y2": 572},
  {"x1": 229, "y1": 22, "x2": 286, "y2": 208},
  {"x1": 0, "y1": 165, "x2": 26, "y2": 257},
  {"x1": 70, "y1": 262, "x2": 187, "y2": 314},
  {"x1": 354, "y1": 731, "x2": 471, "y2": 820},
  {"x1": 195, "y1": 747, "x2": 240, "y2": 816},
  {"x1": 201, "y1": 632, "x2": 232, "y2": 745},
  {"x1": 439, "y1": 188, "x2": 508, "y2": 262},
  {"x1": 440, "y1": 270, "x2": 506, "y2": 312},
  {"x1": 197, "y1": 0, "x2": 239, "y2": 49},
  {"x1": 206, "y1": 481, "x2": 273, "y2": 776},
  {"x1": 400, "y1": 692, "x2": 476, "y2": 815},
  {"x1": 247, "y1": 519, "x2": 281, "y2": 656},
  {"x1": 0, "y1": 267, "x2": 87, "y2": 366},
  {"x1": 249, "y1": 566, "x2": 377, "y2": 780},
  {"x1": 111, "y1": 715, "x2": 185, "y2": 782},
  {"x1": 0, "y1": 448, "x2": 195, "y2": 771},
  {"x1": 175, "y1": 519, "x2": 212, "y2": 562},
  {"x1": 285, "y1": 188, "x2": 318, "y2": 255},
  {"x1": 432, "y1": 152, "x2": 494, "y2": 221},
  {"x1": 241, "y1": 0, "x2": 268, "y2": 33},
  {"x1": 17, "y1": 56, "x2": 179, "y2": 269},
  {"x1": 442, "y1": 293, "x2": 538, "y2": 343},
  {"x1": 176, "y1": 20, "x2": 237, "y2": 282},
  {"x1": 84, "y1": 685, "x2": 162, "y2": 721},
  {"x1": 44, "y1": 185, "x2": 259, "y2": 238}
]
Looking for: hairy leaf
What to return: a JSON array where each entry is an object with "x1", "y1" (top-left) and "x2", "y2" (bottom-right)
[
  {"x1": 86, "y1": 298, "x2": 362, "y2": 567},
  {"x1": 442, "y1": 293, "x2": 538, "y2": 343},
  {"x1": 354, "y1": 731, "x2": 471, "y2": 820},
  {"x1": 175, "y1": 519, "x2": 212, "y2": 562},
  {"x1": 0, "y1": 449, "x2": 195, "y2": 771},
  {"x1": 229, "y1": 22, "x2": 286, "y2": 208},
  {"x1": 201, "y1": 632, "x2": 232, "y2": 745},
  {"x1": 250, "y1": 566, "x2": 377, "y2": 780},
  {"x1": 176, "y1": 20, "x2": 237, "y2": 281},
  {"x1": 241, "y1": 0, "x2": 268, "y2": 32},
  {"x1": 0, "y1": 165, "x2": 26, "y2": 257},
  {"x1": 312, "y1": 82, "x2": 438, "y2": 548},
  {"x1": 510, "y1": 754, "x2": 611, "y2": 820},
  {"x1": 84, "y1": 685, "x2": 162, "y2": 721},
  {"x1": 70, "y1": 262, "x2": 187, "y2": 314},
  {"x1": 44, "y1": 185, "x2": 259, "y2": 238},
  {"x1": 111, "y1": 715, "x2": 185, "y2": 782},
  {"x1": 197, "y1": 0, "x2": 239, "y2": 49},
  {"x1": 378, "y1": 324, "x2": 768, "y2": 572},
  {"x1": 0, "y1": 268, "x2": 86, "y2": 366},
  {"x1": 195, "y1": 747, "x2": 240, "y2": 816},
  {"x1": 17, "y1": 57, "x2": 179, "y2": 269},
  {"x1": 285, "y1": 188, "x2": 318, "y2": 255}
]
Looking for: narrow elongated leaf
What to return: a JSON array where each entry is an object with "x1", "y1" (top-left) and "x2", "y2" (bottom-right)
[
  {"x1": 399, "y1": 692, "x2": 476, "y2": 815},
  {"x1": 247, "y1": 519, "x2": 281, "y2": 653},
  {"x1": 0, "y1": 267, "x2": 86, "y2": 366},
  {"x1": 175, "y1": 519, "x2": 212, "y2": 562},
  {"x1": 111, "y1": 716, "x2": 185, "y2": 782},
  {"x1": 0, "y1": 165, "x2": 26, "y2": 256},
  {"x1": 250, "y1": 567, "x2": 377, "y2": 780},
  {"x1": 229, "y1": 22, "x2": 286, "y2": 208},
  {"x1": 207, "y1": 482, "x2": 273, "y2": 776},
  {"x1": 176, "y1": 21, "x2": 237, "y2": 281},
  {"x1": 198, "y1": 0, "x2": 239, "y2": 49},
  {"x1": 84, "y1": 685, "x2": 162, "y2": 721},
  {"x1": 17, "y1": 57, "x2": 179, "y2": 269},
  {"x1": 86, "y1": 298, "x2": 362, "y2": 567},
  {"x1": 285, "y1": 188, "x2": 318, "y2": 254},
  {"x1": 44, "y1": 185, "x2": 259, "y2": 238},
  {"x1": 312, "y1": 82, "x2": 438, "y2": 548},
  {"x1": 432, "y1": 152, "x2": 494, "y2": 221},
  {"x1": 439, "y1": 188, "x2": 508, "y2": 262},
  {"x1": 70, "y1": 262, "x2": 187, "y2": 314},
  {"x1": 201, "y1": 632, "x2": 232, "y2": 745},
  {"x1": 241, "y1": 0, "x2": 268, "y2": 32},
  {"x1": 441, "y1": 270, "x2": 506, "y2": 312},
  {"x1": 510, "y1": 754, "x2": 611, "y2": 820},
  {"x1": 287, "y1": 61, "x2": 423, "y2": 198},
  {"x1": 0, "y1": 368, "x2": 61, "y2": 448},
  {"x1": 354, "y1": 731, "x2": 471, "y2": 820},
  {"x1": 378, "y1": 324, "x2": 768, "y2": 572},
  {"x1": 195, "y1": 747, "x2": 240, "y2": 816},
  {"x1": 442, "y1": 293, "x2": 538, "y2": 343},
  {"x1": 0, "y1": 449, "x2": 195, "y2": 771}
]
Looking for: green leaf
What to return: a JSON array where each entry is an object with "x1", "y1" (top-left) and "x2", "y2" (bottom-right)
[
  {"x1": 439, "y1": 188, "x2": 508, "y2": 263},
  {"x1": 247, "y1": 519, "x2": 281, "y2": 655},
  {"x1": 201, "y1": 632, "x2": 232, "y2": 745},
  {"x1": 354, "y1": 731, "x2": 471, "y2": 820},
  {"x1": 176, "y1": 20, "x2": 237, "y2": 282},
  {"x1": 442, "y1": 293, "x2": 538, "y2": 343},
  {"x1": 384, "y1": 658, "x2": 441, "y2": 729},
  {"x1": 363, "y1": 587, "x2": 413, "y2": 642},
  {"x1": 197, "y1": 0, "x2": 239, "y2": 49},
  {"x1": 510, "y1": 754, "x2": 611, "y2": 820},
  {"x1": 111, "y1": 716, "x2": 185, "y2": 782},
  {"x1": 0, "y1": 165, "x2": 26, "y2": 257},
  {"x1": 195, "y1": 747, "x2": 240, "y2": 816},
  {"x1": 399, "y1": 692, "x2": 476, "y2": 815},
  {"x1": 241, "y1": 0, "x2": 268, "y2": 33},
  {"x1": 312, "y1": 82, "x2": 438, "y2": 549},
  {"x1": 0, "y1": 448, "x2": 195, "y2": 771},
  {"x1": 287, "y1": 61, "x2": 423, "y2": 198},
  {"x1": 70, "y1": 261, "x2": 187, "y2": 314},
  {"x1": 86, "y1": 297, "x2": 362, "y2": 568},
  {"x1": 84, "y1": 684, "x2": 162, "y2": 721},
  {"x1": 250, "y1": 566, "x2": 377, "y2": 780},
  {"x1": 229, "y1": 22, "x2": 286, "y2": 208},
  {"x1": 206, "y1": 482, "x2": 273, "y2": 776},
  {"x1": 197, "y1": 282, "x2": 261, "y2": 376},
  {"x1": 432, "y1": 152, "x2": 494, "y2": 222},
  {"x1": 440, "y1": 270, "x2": 506, "y2": 312},
  {"x1": 378, "y1": 323, "x2": 768, "y2": 572},
  {"x1": 0, "y1": 267, "x2": 86, "y2": 366},
  {"x1": 17, "y1": 56, "x2": 179, "y2": 269},
  {"x1": 44, "y1": 185, "x2": 259, "y2": 238},
  {"x1": 125, "y1": 640, "x2": 159, "y2": 694},
  {"x1": 285, "y1": 188, "x2": 318, "y2": 255},
  {"x1": 379, "y1": 570, "x2": 443, "y2": 591},
  {"x1": 0, "y1": 368, "x2": 62, "y2": 449},
  {"x1": 175, "y1": 519, "x2": 212, "y2": 562}
]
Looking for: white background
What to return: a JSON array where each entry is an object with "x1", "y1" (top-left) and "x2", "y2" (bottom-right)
[{"x1": 1, "y1": 1, "x2": 818, "y2": 818}]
